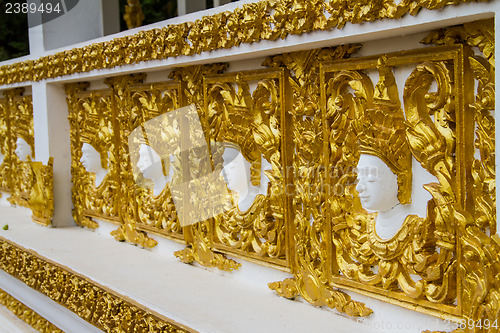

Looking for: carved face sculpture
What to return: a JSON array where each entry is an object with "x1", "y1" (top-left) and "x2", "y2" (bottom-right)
[
  {"x1": 80, "y1": 143, "x2": 103, "y2": 174},
  {"x1": 137, "y1": 144, "x2": 163, "y2": 181},
  {"x1": 15, "y1": 137, "x2": 32, "y2": 162},
  {"x1": 221, "y1": 147, "x2": 250, "y2": 197},
  {"x1": 356, "y1": 154, "x2": 399, "y2": 212}
]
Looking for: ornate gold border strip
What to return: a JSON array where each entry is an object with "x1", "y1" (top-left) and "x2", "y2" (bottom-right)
[
  {"x1": 0, "y1": 237, "x2": 197, "y2": 333},
  {"x1": 0, "y1": 288, "x2": 63, "y2": 332},
  {"x1": 0, "y1": 0, "x2": 487, "y2": 86}
]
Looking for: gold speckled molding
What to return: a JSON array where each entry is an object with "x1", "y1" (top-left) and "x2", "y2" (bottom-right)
[
  {"x1": 0, "y1": 0, "x2": 489, "y2": 85},
  {"x1": 0, "y1": 237, "x2": 197, "y2": 333},
  {"x1": 0, "y1": 288, "x2": 63, "y2": 333}
]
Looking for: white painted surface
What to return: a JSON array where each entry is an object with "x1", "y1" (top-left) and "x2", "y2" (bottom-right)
[
  {"x1": 0, "y1": 268, "x2": 101, "y2": 333},
  {"x1": 0, "y1": 206, "x2": 454, "y2": 333},
  {"x1": 32, "y1": 82, "x2": 75, "y2": 227},
  {"x1": 0, "y1": 302, "x2": 38, "y2": 333}
]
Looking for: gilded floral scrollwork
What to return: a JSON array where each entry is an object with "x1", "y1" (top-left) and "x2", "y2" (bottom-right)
[
  {"x1": 0, "y1": 288, "x2": 62, "y2": 332},
  {"x1": 128, "y1": 82, "x2": 183, "y2": 241},
  {"x1": 0, "y1": 0, "x2": 488, "y2": 86},
  {"x1": 6, "y1": 90, "x2": 34, "y2": 208},
  {"x1": 204, "y1": 69, "x2": 287, "y2": 267},
  {"x1": 104, "y1": 74, "x2": 158, "y2": 248},
  {"x1": 170, "y1": 64, "x2": 242, "y2": 271},
  {"x1": 28, "y1": 157, "x2": 54, "y2": 226},
  {"x1": 0, "y1": 238, "x2": 195, "y2": 332},
  {"x1": 0, "y1": 96, "x2": 11, "y2": 193},
  {"x1": 263, "y1": 46, "x2": 373, "y2": 316},
  {"x1": 419, "y1": 19, "x2": 499, "y2": 332},
  {"x1": 318, "y1": 35, "x2": 498, "y2": 326},
  {"x1": 66, "y1": 83, "x2": 119, "y2": 229}
]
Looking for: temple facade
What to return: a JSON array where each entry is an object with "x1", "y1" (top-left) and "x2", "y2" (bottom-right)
[{"x1": 0, "y1": 0, "x2": 498, "y2": 332}]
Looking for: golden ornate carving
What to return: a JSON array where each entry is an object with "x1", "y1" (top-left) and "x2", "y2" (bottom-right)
[
  {"x1": 28, "y1": 157, "x2": 54, "y2": 226},
  {"x1": 204, "y1": 69, "x2": 287, "y2": 267},
  {"x1": 419, "y1": 19, "x2": 499, "y2": 332},
  {"x1": 0, "y1": 89, "x2": 54, "y2": 225},
  {"x1": 0, "y1": 96, "x2": 12, "y2": 193},
  {"x1": 263, "y1": 46, "x2": 373, "y2": 316},
  {"x1": 67, "y1": 77, "x2": 182, "y2": 247},
  {"x1": 0, "y1": 237, "x2": 195, "y2": 332},
  {"x1": 0, "y1": 288, "x2": 62, "y2": 332},
  {"x1": 124, "y1": 0, "x2": 144, "y2": 29},
  {"x1": 169, "y1": 64, "x2": 244, "y2": 271},
  {"x1": 0, "y1": 0, "x2": 488, "y2": 86},
  {"x1": 104, "y1": 74, "x2": 157, "y2": 248},
  {"x1": 128, "y1": 82, "x2": 183, "y2": 241},
  {"x1": 4, "y1": 90, "x2": 34, "y2": 208},
  {"x1": 318, "y1": 40, "x2": 497, "y2": 326},
  {"x1": 66, "y1": 84, "x2": 119, "y2": 229}
]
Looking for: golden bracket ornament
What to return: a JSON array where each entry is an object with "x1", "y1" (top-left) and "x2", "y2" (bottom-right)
[
  {"x1": 0, "y1": 0, "x2": 489, "y2": 86},
  {"x1": 28, "y1": 157, "x2": 54, "y2": 226}
]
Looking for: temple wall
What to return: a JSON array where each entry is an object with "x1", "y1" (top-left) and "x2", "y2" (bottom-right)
[{"x1": 0, "y1": 1, "x2": 498, "y2": 332}]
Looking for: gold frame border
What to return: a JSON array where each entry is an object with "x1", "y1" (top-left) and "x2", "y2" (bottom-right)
[
  {"x1": 0, "y1": 236, "x2": 197, "y2": 333},
  {"x1": 0, "y1": 0, "x2": 487, "y2": 86}
]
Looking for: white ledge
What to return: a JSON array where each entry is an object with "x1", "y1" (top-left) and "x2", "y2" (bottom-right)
[
  {"x1": 0, "y1": 1, "x2": 497, "y2": 91},
  {"x1": 0, "y1": 203, "x2": 456, "y2": 333}
]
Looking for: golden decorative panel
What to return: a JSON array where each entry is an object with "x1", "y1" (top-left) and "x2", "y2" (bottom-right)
[
  {"x1": 0, "y1": 88, "x2": 54, "y2": 225},
  {"x1": 59, "y1": 18, "x2": 497, "y2": 327},
  {"x1": 204, "y1": 69, "x2": 288, "y2": 268},
  {"x1": 0, "y1": 0, "x2": 488, "y2": 86},
  {"x1": 322, "y1": 45, "x2": 469, "y2": 318},
  {"x1": 0, "y1": 237, "x2": 196, "y2": 332},
  {"x1": 107, "y1": 75, "x2": 182, "y2": 246},
  {"x1": 170, "y1": 64, "x2": 243, "y2": 271},
  {"x1": 310, "y1": 24, "x2": 496, "y2": 328},
  {"x1": 264, "y1": 46, "x2": 373, "y2": 316},
  {"x1": 0, "y1": 288, "x2": 63, "y2": 332},
  {"x1": 0, "y1": 96, "x2": 11, "y2": 193},
  {"x1": 66, "y1": 85, "x2": 119, "y2": 229},
  {"x1": 66, "y1": 76, "x2": 183, "y2": 247},
  {"x1": 28, "y1": 158, "x2": 54, "y2": 226},
  {"x1": 5, "y1": 90, "x2": 34, "y2": 208},
  {"x1": 126, "y1": 81, "x2": 182, "y2": 241}
]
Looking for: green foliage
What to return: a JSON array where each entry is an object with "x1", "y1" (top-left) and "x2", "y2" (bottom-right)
[{"x1": 0, "y1": 0, "x2": 29, "y2": 62}]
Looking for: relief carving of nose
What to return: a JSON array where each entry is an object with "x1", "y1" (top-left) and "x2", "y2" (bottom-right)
[{"x1": 356, "y1": 181, "x2": 365, "y2": 193}]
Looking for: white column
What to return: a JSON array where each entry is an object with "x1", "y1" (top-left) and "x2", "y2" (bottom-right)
[
  {"x1": 32, "y1": 82, "x2": 74, "y2": 227},
  {"x1": 177, "y1": 0, "x2": 187, "y2": 16},
  {"x1": 27, "y1": 0, "x2": 119, "y2": 52}
]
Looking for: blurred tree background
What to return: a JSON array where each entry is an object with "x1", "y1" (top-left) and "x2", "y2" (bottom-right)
[
  {"x1": 0, "y1": 0, "x2": 239, "y2": 62},
  {"x1": 0, "y1": 0, "x2": 29, "y2": 61},
  {"x1": 0, "y1": 0, "x2": 178, "y2": 62},
  {"x1": 118, "y1": 0, "x2": 178, "y2": 31}
]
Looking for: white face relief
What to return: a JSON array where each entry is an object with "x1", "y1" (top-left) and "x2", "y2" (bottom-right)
[
  {"x1": 137, "y1": 144, "x2": 163, "y2": 181},
  {"x1": 14, "y1": 137, "x2": 32, "y2": 162},
  {"x1": 221, "y1": 147, "x2": 250, "y2": 196},
  {"x1": 356, "y1": 154, "x2": 399, "y2": 213},
  {"x1": 80, "y1": 143, "x2": 103, "y2": 174}
]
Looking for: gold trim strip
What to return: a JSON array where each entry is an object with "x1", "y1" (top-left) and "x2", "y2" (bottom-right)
[
  {"x1": 0, "y1": 0, "x2": 487, "y2": 86},
  {"x1": 0, "y1": 237, "x2": 198, "y2": 333},
  {"x1": 0, "y1": 288, "x2": 63, "y2": 332}
]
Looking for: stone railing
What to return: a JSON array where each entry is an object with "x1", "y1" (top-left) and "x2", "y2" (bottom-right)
[{"x1": 0, "y1": 1, "x2": 498, "y2": 332}]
